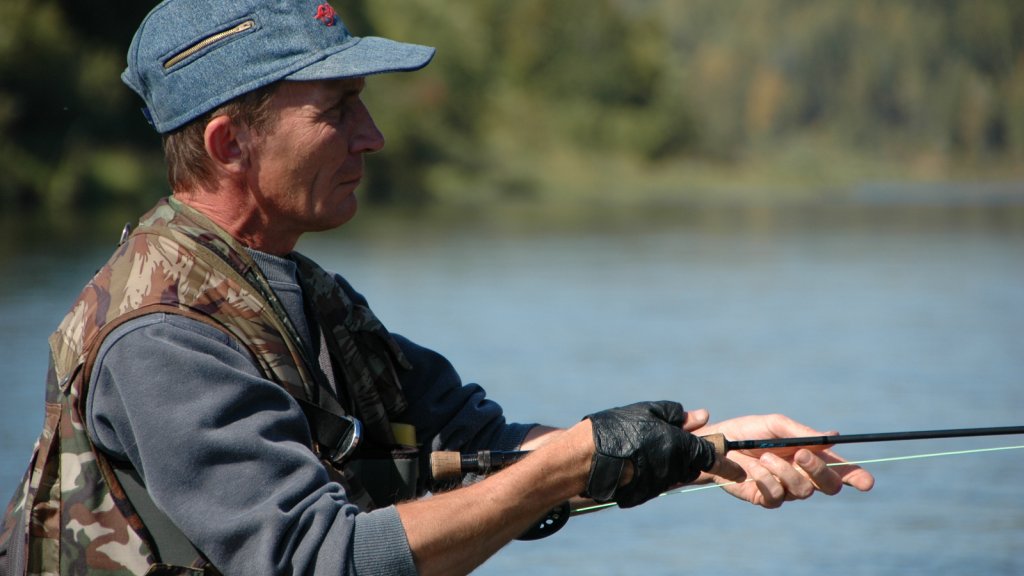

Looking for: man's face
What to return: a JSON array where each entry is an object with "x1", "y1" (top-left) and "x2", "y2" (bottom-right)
[{"x1": 246, "y1": 77, "x2": 383, "y2": 236}]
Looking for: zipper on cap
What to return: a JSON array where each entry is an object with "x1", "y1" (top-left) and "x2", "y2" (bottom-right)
[{"x1": 164, "y1": 20, "x2": 255, "y2": 69}]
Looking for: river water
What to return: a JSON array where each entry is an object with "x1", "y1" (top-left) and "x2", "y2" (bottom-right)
[{"x1": 1, "y1": 201, "x2": 1022, "y2": 575}]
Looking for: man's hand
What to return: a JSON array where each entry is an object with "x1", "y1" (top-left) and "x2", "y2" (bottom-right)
[
  {"x1": 583, "y1": 401, "x2": 720, "y2": 508},
  {"x1": 694, "y1": 414, "x2": 875, "y2": 508}
]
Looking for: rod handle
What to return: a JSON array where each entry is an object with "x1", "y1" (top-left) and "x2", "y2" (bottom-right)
[
  {"x1": 430, "y1": 451, "x2": 463, "y2": 481},
  {"x1": 430, "y1": 449, "x2": 532, "y2": 481},
  {"x1": 431, "y1": 436, "x2": 730, "y2": 482},
  {"x1": 701, "y1": 433, "x2": 728, "y2": 457}
]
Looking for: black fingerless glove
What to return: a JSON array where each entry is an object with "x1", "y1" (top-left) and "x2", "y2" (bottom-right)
[{"x1": 583, "y1": 401, "x2": 717, "y2": 508}]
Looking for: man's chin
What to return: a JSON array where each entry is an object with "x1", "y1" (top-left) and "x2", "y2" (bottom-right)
[{"x1": 316, "y1": 195, "x2": 358, "y2": 231}]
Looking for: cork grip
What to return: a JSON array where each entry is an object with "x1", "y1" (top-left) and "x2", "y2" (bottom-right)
[
  {"x1": 430, "y1": 451, "x2": 463, "y2": 482},
  {"x1": 702, "y1": 433, "x2": 728, "y2": 458}
]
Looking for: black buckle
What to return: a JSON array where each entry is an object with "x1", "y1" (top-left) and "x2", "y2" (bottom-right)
[
  {"x1": 298, "y1": 397, "x2": 363, "y2": 466},
  {"x1": 323, "y1": 415, "x2": 362, "y2": 466}
]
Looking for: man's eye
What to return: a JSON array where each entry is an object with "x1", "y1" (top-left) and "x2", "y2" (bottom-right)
[
  {"x1": 332, "y1": 101, "x2": 355, "y2": 121},
  {"x1": 323, "y1": 106, "x2": 345, "y2": 122}
]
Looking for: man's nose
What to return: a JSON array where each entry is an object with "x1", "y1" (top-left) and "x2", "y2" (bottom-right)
[{"x1": 351, "y1": 100, "x2": 385, "y2": 154}]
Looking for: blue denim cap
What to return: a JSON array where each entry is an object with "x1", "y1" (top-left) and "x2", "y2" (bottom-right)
[{"x1": 122, "y1": 0, "x2": 435, "y2": 133}]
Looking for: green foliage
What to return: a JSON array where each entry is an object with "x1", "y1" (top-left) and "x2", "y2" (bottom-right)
[
  {"x1": 352, "y1": 0, "x2": 1024, "y2": 203},
  {"x1": 1, "y1": 0, "x2": 1022, "y2": 213},
  {"x1": 0, "y1": 0, "x2": 162, "y2": 212}
]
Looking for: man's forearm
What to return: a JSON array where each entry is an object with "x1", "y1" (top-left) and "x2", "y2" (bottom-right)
[
  {"x1": 519, "y1": 424, "x2": 565, "y2": 450},
  {"x1": 397, "y1": 420, "x2": 594, "y2": 576}
]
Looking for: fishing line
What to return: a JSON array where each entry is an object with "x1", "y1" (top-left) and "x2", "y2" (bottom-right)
[
  {"x1": 822, "y1": 443, "x2": 1024, "y2": 466},
  {"x1": 571, "y1": 444, "x2": 1024, "y2": 515}
]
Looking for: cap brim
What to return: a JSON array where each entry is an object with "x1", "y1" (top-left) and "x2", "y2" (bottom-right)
[{"x1": 285, "y1": 36, "x2": 434, "y2": 81}]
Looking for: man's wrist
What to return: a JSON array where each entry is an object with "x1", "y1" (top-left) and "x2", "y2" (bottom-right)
[{"x1": 547, "y1": 420, "x2": 596, "y2": 497}]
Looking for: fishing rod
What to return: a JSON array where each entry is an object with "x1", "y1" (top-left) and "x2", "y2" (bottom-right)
[{"x1": 430, "y1": 424, "x2": 1024, "y2": 481}]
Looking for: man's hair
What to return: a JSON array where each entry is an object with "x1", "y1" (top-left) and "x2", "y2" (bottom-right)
[{"x1": 162, "y1": 82, "x2": 280, "y2": 192}]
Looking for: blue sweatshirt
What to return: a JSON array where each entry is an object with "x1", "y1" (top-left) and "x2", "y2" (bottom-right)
[{"x1": 86, "y1": 250, "x2": 533, "y2": 575}]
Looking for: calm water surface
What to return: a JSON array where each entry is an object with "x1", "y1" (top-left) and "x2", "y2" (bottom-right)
[{"x1": 1, "y1": 204, "x2": 1022, "y2": 575}]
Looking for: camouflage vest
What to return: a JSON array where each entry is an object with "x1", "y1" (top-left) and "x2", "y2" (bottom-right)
[{"x1": 0, "y1": 197, "x2": 415, "y2": 575}]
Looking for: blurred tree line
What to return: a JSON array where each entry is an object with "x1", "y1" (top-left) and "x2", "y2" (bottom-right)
[{"x1": 1, "y1": 0, "x2": 1022, "y2": 213}]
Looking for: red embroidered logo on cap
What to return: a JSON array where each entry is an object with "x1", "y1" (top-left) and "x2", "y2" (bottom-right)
[{"x1": 314, "y1": 4, "x2": 337, "y2": 26}]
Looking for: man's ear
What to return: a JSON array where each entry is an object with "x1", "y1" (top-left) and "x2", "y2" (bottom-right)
[{"x1": 203, "y1": 115, "x2": 247, "y2": 174}]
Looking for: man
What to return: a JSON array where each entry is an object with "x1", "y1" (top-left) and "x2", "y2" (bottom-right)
[{"x1": 0, "y1": 1, "x2": 873, "y2": 575}]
